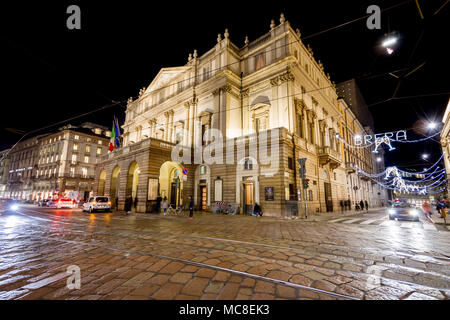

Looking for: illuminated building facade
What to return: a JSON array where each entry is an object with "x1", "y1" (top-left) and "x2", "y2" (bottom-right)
[{"x1": 95, "y1": 14, "x2": 387, "y2": 216}]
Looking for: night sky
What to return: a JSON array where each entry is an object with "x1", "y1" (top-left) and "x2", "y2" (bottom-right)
[{"x1": 2, "y1": 0, "x2": 448, "y2": 170}]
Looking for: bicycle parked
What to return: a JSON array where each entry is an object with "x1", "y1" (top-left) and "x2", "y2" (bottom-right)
[{"x1": 166, "y1": 203, "x2": 184, "y2": 216}]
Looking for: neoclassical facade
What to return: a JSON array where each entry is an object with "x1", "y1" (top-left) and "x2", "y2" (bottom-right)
[{"x1": 95, "y1": 14, "x2": 384, "y2": 216}]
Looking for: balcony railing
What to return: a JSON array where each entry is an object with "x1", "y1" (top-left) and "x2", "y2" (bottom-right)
[
  {"x1": 345, "y1": 162, "x2": 356, "y2": 174},
  {"x1": 317, "y1": 146, "x2": 342, "y2": 169}
]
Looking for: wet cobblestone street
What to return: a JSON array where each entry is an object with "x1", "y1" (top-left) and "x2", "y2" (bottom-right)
[{"x1": 0, "y1": 206, "x2": 449, "y2": 300}]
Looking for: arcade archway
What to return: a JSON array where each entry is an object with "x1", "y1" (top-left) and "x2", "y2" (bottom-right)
[
  {"x1": 159, "y1": 161, "x2": 184, "y2": 207},
  {"x1": 98, "y1": 169, "x2": 106, "y2": 196},
  {"x1": 110, "y1": 166, "x2": 121, "y2": 208}
]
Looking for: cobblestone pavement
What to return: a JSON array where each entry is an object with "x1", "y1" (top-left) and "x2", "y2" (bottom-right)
[{"x1": 0, "y1": 206, "x2": 449, "y2": 300}]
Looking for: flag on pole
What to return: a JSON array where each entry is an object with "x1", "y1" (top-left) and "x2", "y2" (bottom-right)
[
  {"x1": 114, "y1": 117, "x2": 121, "y2": 148},
  {"x1": 109, "y1": 121, "x2": 116, "y2": 152}
]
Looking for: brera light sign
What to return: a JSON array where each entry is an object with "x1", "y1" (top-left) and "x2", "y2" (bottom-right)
[{"x1": 354, "y1": 130, "x2": 407, "y2": 153}]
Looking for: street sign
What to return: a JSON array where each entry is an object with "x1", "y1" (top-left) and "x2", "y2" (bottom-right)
[{"x1": 182, "y1": 168, "x2": 188, "y2": 175}]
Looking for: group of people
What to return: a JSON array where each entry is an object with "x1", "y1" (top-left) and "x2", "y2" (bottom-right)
[
  {"x1": 154, "y1": 195, "x2": 194, "y2": 218},
  {"x1": 422, "y1": 199, "x2": 448, "y2": 222},
  {"x1": 339, "y1": 199, "x2": 369, "y2": 212}
]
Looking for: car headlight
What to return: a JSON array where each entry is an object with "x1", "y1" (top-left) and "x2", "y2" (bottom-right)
[
  {"x1": 10, "y1": 204, "x2": 19, "y2": 211},
  {"x1": 409, "y1": 209, "x2": 418, "y2": 216},
  {"x1": 388, "y1": 209, "x2": 396, "y2": 214}
]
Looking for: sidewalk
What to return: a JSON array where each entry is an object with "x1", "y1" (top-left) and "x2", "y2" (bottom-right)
[{"x1": 285, "y1": 207, "x2": 382, "y2": 222}]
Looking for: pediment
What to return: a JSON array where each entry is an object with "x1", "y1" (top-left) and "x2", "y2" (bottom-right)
[{"x1": 144, "y1": 67, "x2": 190, "y2": 95}]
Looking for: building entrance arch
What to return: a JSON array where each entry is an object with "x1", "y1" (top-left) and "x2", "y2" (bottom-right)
[
  {"x1": 98, "y1": 169, "x2": 106, "y2": 196},
  {"x1": 159, "y1": 161, "x2": 184, "y2": 207},
  {"x1": 110, "y1": 166, "x2": 121, "y2": 209}
]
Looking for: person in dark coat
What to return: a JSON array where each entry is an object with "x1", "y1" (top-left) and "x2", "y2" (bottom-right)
[
  {"x1": 359, "y1": 200, "x2": 364, "y2": 211},
  {"x1": 365, "y1": 200, "x2": 369, "y2": 211},
  {"x1": 188, "y1": 196, "x2": 194, "y2": 219},
  {"x1": 134, "y1": 196, "x2": 138, "y2": 210},
  {"x1": 125, "y1": 195, "x2": 132, "y2": 214},
  {"x1": 339, "y1": 200, "x2": 344, "y2": 212},
  {"x1": 155, "y1": 195, "x2": 162, "y2": 213},
  {"x1": 115, "y1": 197, "x2": 119, "y2": 211},
  {"x1": 253, "y1": 203, "x2": 263, "y2": 217}
]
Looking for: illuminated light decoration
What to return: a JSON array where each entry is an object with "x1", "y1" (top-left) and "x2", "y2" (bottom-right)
[
  {"x1": 353, "y1": 131, "x2": 407, "y2": 153},
  {"x1": 385, "y1": 167, "x2": 400, "y2": 180},
  {"x1": 382, "y1": 37, "x2": 398, "y2": 47},
  {"x1": 339, "y1": 130, "x2": 440, "y2": 152},
  {"x1": 373, "y1": 136, "x2": 395, "y2": 153},
  {"x1": 386, "y1": 48, "x2": 394, "y2": 55}
]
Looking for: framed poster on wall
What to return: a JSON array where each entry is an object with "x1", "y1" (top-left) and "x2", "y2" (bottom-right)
[
  {"x1": 214, "y1": 179, "x2": 223, "y2": 202},
  {"x1": 265, "y1": 187, "x2": 274, "y2": 201},
  {"x1": 147, "y1": 178, "x2": 158, "y2": 200}
]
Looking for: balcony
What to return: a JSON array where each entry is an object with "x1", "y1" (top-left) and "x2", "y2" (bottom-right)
[
  {"x1": 345, "y1": 162, "x2": 356, "y2": 174},
  {"x1": 358, "y1": 171, "x2": 371, "y2": 181},
  {"x1": 317, "y1": 146, "x2": 341, "y2": 169}
]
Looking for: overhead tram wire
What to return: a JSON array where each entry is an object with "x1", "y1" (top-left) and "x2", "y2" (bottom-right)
[
  {"x1": 0, "y1": 0, "x2": 430, "y2": 158},
  {"x1": 129, "y1": 0, "x2": 415, "y2": 104},
  {"x1": 0, "y1": 100, "x2": 126, "y2": 161}
]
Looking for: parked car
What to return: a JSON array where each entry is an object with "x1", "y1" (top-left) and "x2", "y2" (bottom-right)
[
  {"x1": 388, "y1": 202, "x2": 420, "y2": 222},
  {"x1": 55, "y1": 198, "x2": 77, "y2": 209},
  {"x1": 38, "y1": 199, "x2": 52, "y2": 207},
  {"x1": 82, "y1": 196, "x2": 111, "y2": 213}
]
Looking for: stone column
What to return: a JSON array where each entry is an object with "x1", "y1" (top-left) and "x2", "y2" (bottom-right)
[
  {"x1": 169, "y1": 110, "x2": 174, "y2": 143},
  {"x1": 164, "y1": 112, "x2": 170, "y2": 141},
  {"x1": 184, "y1": 103, "x2": 191, "y2": 146}
]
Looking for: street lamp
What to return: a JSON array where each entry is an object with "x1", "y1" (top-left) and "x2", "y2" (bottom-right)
[
  {"x1": 382, "y1": 34, "x2": 398, "y2": 55},
  {"x1": 376, "y1": 157, "x2": 382, "y2": 162},
  {"x1": 422, "y1": 154, "x2": 429, "y2": 159},
  {"x1": 427, "y1": 122, "x2": 437, "y2": 130}
]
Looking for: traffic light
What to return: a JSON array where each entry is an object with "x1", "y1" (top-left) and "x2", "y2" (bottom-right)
[{"x1": 302, "y1": 179, "x2": 309, "y2": 189}]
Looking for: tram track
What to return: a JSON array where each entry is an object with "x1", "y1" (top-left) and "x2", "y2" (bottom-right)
[{"x1": 5, "y1": 208, "x2": 450, "y2": 298}]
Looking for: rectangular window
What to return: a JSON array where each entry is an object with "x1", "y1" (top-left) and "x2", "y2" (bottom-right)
[
  {"x1": 73, "y1": 143, "x2": 78, "y2": 151},
  {"x1": 288, "y1": 157, "x2": 293, "y2": 170},
  {"x1": 308, "y1": 122, "x2": 314, "y2": 143},
  {"x1": 255, "y1": 52, "x2": 265, "y2": 70},
  {"x1": 309, "y1": 190, "x2": 313, "y2": 201},
  {"x1": 82, "y1": 167, "x2": 88, "y2": 178},
  {"x1": 98, "y1": 140, "x2": 102, "y2": 145},
  {"x1": 71, "y1": 154, "x2": 77, "y2": 164},
  {"x1": 84, "y1": 156, "x2": 89, "y2": 163},
  {"x1": 70, "y1": 167, "x2": 75, "y2": 177},
  {"x1": 74, "y1": 135, "x2": 79, "y2": 140},
  {"x1": 297, "y1": 113, "x2": 303, "y2": 138},
  {"x1": 203, "y1": 66, "x2": 210, "y2": 81},
  {"x1": 85, "y1": 145, "x2": 91, "y2": 153},
  {"x1": 97, "y1": 147, "x2": 102, "y2": 155},
  {"x1": 289, "y1": 184, "x2": 296, "y2": 200}
]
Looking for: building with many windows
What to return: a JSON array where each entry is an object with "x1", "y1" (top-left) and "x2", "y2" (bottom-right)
[
  {"x1": 0, "y1": 149, "x2": 11, "y2": 198},
  {"x1": 440, "y1": 98, "x2": 450, "y2": 197},
  {"x1": 2, "y1": 122, "x2": 110, "y2": 201},
  {"x1": 94, "y1": 14, "x2": 387, "y2": 216}
]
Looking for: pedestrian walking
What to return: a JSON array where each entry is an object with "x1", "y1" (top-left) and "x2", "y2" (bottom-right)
[
  {"x1": 115, "y1": 197, "x2": 119, "y2": 211},
  {"x1": 253, "y1": 202, "x2": 263, "y2": 217},
  {"x1": 365, "y1": 200, "x2": 369, "y2": 211},
  {"x1": 125, "y1": 195, "x2": 132, "y2": 215},
  {"x1": 438, "y1": 199, "x2": 446, "y2": 217},
  {"x1": 359, "y1": 200, "x2": 364, "y2": 211},
  {"x1": 162, "y1": 197, "x2": 168, "y2": 215},
  {"x1": 339, "y1": 200, "x2": 344, "y2": 213},
  {"x1": 155, "y1": 195, "x2": 162, "y2": 213},
  {"x1": 346, "y1": 199, "x2": 351, "y2": 211},
  {"x1": 422, "y1": 201, "x2": 434, "y2": 223},
  {"x1": 355, "y1": 202, "x2": 360, "y2": 211},
  {"x1": 188, "y1": 196, "x2": 194, "y2": 219}
]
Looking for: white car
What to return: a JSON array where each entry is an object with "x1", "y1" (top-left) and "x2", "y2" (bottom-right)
[
  {"x1": 82, "y1": 196, "x2": 111, "y2": 213},
  {"x1": 56, "y1": 198, "x2": 77, "y2": 209}
]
